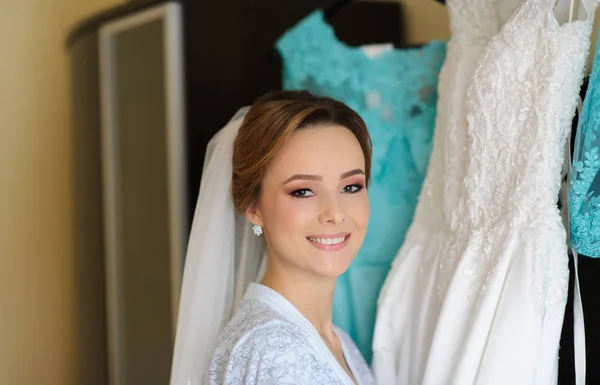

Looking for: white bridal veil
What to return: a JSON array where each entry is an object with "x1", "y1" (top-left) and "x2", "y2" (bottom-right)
[{"x1": 170, "y1": 108, "x2": 266, "y2": 385}]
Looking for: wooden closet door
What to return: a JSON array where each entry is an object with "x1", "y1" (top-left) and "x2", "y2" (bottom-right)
[{"x1": 98, "y1": 3, "x2": 187, "y2": 384}]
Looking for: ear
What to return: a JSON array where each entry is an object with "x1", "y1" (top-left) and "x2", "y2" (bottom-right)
[{"x1": 244, "y1": 203, "x2": 263, "y2": 227}]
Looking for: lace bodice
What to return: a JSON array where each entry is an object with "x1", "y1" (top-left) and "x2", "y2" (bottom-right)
[
  {"x1": 570, "y1": 26, "x2": 600, "y2": 258},
  {"x1": 276, "y1": 10, "x2": 446, "y2": 362},
  {"x1": 206, "y1": 284, "x2": 375, "y2": 385},
  {"x1": 460, "y1": 0, "x2": 593, "y2": 307},
  {"x1": 373, "y1": 0, "x2": 596, "y2": 384},
  {"x1": 277, "y1": 10, "x2": 445, "y2": 178}
]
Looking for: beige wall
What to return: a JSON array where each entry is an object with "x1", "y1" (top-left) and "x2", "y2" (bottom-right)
[
  {"x1": 395, "y1": 0, "x2": 450, "y2": 43},
  {"x1": 0, "y1": 1, "x2": 123, "y2": 384},
  {"x1": 367, "y1": 0, "x2": 450, "y2": 42}
]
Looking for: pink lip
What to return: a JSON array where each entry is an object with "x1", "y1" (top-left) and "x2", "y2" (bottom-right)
[
  {"x1": 307, "y1": 232, "x2": 350, "y2": 239},
  {"x1": 306, "y1": 233, "x2": 351, "y2": 252}
]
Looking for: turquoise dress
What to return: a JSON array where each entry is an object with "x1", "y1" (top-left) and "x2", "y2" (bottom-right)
[
  {"x1": 570, "y1": 28, "x2": 600, "y2": 258},
  {"x1": 276, "y1": 10, "x2": 446, "y2": 362}
]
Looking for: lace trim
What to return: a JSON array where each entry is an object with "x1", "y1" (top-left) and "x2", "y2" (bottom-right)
[{"x1": 570, "y1": 27, "x2": 600, "y2": 258}]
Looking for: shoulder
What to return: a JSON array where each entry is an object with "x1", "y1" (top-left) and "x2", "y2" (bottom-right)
[
  {"x1": 214, "y1": 299, "x2": 312, "y2": 350},
  {"x1": 207, "y1": 300, "x2": 322, "y2": 385}
]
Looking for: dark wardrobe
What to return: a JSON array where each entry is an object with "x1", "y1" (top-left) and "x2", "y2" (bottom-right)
[{"x1": 67, "y1": 1, "x2": 403, "y2": 384}]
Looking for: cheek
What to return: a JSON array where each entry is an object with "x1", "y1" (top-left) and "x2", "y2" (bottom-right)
[
  {"x1": 268, "y1": 194, "x2": 315, "y2": 232},
  {"x1": 347, "y1": 194, "x2": 370, "y2": 229}
]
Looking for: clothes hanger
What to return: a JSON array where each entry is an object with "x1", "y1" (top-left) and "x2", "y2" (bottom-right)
[
  {"x1": 323, "y1": 0, "x2": 355, "y2": 19},
  {"x1": 568, "y1": 0, "x2": 580, "y2": 22},
  {"x1": 265, "y1": 0, "x2": 364, "y2": 61},
  {"x1": 553, "y1": 0, "x2": 580, "y2": 18},
  {"x1": 266, "y1": 0, "x2": 354, "y2": 61},
  {"x1": 267, "y1": 0, "x2": 445, "y2": 61}
]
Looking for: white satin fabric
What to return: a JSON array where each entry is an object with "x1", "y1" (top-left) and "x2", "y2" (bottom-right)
[{"x1": 373, "y1": 0, "x2": 596, "y2": 384}]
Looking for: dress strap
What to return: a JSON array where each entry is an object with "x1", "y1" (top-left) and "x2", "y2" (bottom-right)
[
  {"x1": 573, "y1": 249, "x2": 587, "y2": 385},
  {"x1": 568, "y1": 97, "x2": 587, "y2": 385}
]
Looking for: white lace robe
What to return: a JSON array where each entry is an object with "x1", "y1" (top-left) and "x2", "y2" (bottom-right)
[{"x1": 206, "y1": 283, "x2": 375, "y2": 385}]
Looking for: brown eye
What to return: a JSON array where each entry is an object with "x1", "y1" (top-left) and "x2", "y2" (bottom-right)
[
  {"x1": 291, "y1": 189, "x2": 315, "y2": 198},
  {"x1": 343, "y1": 184, "x2": 364, "y2": 193}
]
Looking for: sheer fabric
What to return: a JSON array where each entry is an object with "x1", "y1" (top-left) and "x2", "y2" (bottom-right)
[
  {"x1": 570, "y1": 25, "x2": 600, "y2": 258},
  {"x1": 170, "y1": 109, "x2": 266, "y2": 385},
  {"x1": 373, "y1": 0, "x2": 596, "y2": 384},
  {"x1": 276, "y1": 10, "x2": 446, "y2": 361}
]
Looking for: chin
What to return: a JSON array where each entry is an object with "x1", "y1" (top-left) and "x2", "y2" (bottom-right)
[
  {"x1": 313, "y1": 263, "x2": 352, "y2": 279},
  {"x1": 308, "y1": 251, "x2": 357, "y2": 279}
]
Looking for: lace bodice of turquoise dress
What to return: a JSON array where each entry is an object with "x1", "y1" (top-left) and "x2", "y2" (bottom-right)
[
  {"x1": 276, "y1": 10, "x2": 446, "y2": 362},
  {"x1": 570, "y1": 28, "x2": 600, "y2": 258}
]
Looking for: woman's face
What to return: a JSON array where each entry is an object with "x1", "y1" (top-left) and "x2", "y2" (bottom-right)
[{"x1": 247, "y1": 123, "x2": 370, "y2": 279}]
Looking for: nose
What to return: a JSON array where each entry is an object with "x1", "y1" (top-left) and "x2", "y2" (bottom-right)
[{"x1": 318, "y1": 193, "x2": 345, "y2": 225}]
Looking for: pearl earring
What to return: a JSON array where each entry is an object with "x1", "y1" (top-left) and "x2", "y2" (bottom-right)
[{"x1": 253, "y1": 225, "x2": 263, "y2": 236}]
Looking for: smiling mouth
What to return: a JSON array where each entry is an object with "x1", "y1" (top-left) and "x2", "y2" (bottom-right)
[
  {"x1": 307, "y1": 236, "x2": 347, "y2": 245},
  {"x1": 306, "y1": 234, "x2": 351, "y2": 251}
]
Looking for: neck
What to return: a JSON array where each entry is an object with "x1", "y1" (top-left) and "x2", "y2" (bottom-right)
[{"x1": 260, "y1": 259, "x2": 337, "y2": 339}]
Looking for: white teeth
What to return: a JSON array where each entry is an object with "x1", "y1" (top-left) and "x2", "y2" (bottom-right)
[{"x1": 308, "y1": 236, "x2": 346, "y2": 245}]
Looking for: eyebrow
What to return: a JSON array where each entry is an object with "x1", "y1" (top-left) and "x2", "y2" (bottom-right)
[{"x1": 282, "y1": 169, "x2": 365, "y2": 185}]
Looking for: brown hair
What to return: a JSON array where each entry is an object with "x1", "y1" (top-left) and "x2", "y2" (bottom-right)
[{"x1": 232, "y1": 90, "x2": 372, "y2": 214}]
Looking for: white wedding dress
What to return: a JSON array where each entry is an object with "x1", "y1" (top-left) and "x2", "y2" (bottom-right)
[{"x1": 372, "y1": 0, "x2": 597, "y2": 384}]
